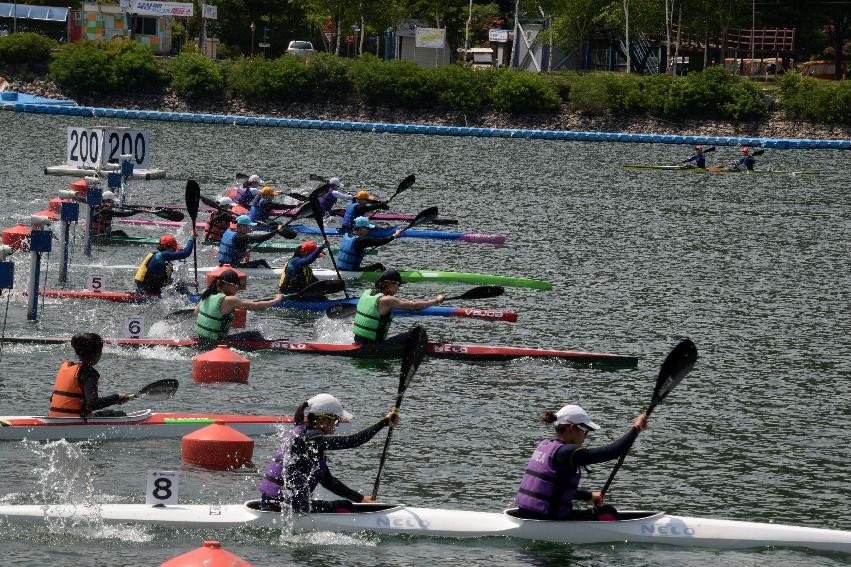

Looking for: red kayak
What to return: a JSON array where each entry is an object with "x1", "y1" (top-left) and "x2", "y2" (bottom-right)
[{"x1": 38, "y1": 290, "x2": 161, "y2": 303}]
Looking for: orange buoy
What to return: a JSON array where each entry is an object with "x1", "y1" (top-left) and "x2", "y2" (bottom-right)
[
  {"x1": 2, "y1": 225, "x2": 31, "y2": 251},
  {"x1": 160, "y1": 540, "x2": 254, "y2": 567},
  {"x1": 33, "y1": 209, "x2": 59, "y2": 221},
  {"x1": 182, "y1": 420, "x2": 254, "y2": 470},
  {"x1": 69, "y1": 179, "x2": 88, "y2": 198},
  {"x1": 192, "y1": 345, "x2": 250, "y2": 384},
  {"x1": 231, "y1": 308, "x2": 247, "y2": 329},
  {"x1": 205, "y1": 264, "x2": 247, "y2": 290}
]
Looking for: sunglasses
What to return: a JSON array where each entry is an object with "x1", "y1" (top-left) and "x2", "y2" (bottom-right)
[{"x1": 314, "y1": 413, "x2": 341, "y2": 425}]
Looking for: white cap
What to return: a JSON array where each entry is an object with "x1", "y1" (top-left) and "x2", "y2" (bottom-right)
[
  {"x1": 217, "y1": 196, "x2": 234, "y2": 206},
  {"x1": 555, "y1": 404, "x2": 600, "y2": 431},
  {"x1": 329, "y1": 177, "x2": 343, "y2": 188},
  {"x1": 101, "y1": 191, "x2": 116, "y2": 201},
  {"x1": 305, "y1": 393, "x2": 353, "y2": 421},
  {"x1": 248, "y1": 174, "x2": 264, "y2": 184}
]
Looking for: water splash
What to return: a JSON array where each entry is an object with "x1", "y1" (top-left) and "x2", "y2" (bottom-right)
[{"x1": 314, "y1": 317, "x2": 353, "y2": 343}]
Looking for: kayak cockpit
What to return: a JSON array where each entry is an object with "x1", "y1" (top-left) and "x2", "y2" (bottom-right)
[
  {"x1": 504, "y1": 508, "x2": 661, "y2": 522},
  {"x1": 245, "y1": 500, "x2": 402, "y2": 514}
]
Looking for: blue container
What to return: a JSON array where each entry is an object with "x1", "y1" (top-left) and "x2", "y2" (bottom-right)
[
  {"x1": 30, "y1": 229, "x2": 52, "y2": 253},
  {"x1": 107, "y1": 172, "x2": 122, "y2": 188},
  {"x1": 86, "y1": 186, "x2": 102, "y2": 206},
  {"x1": 60, "y1": 201, "x2": 79, "y2": 223},
  {"x1": 0, "y1": 262, "x2": 13, "y2": 290}
]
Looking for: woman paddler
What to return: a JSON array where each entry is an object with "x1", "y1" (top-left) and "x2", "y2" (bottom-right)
[
  {"x1": 48, "y1": 333, "x2": 130, "y2": 418},
  {"x1": 258, "y1": 393, "x2": 400, "y2": 512},
  {"x1": 218, "y1": 214, "x2": 295, "y2": 269},
  {"x1": 278, "y1": 240, "x2": 326, "y2": 296},
  {"x1": 204, "y1": 197, "x2": 236, "y2": 242},
  {"x1": 513, "y1": 404, "x2": 648, "y2": 521},
  {"x1": 193, "y1": 269, "x2": 284, "y2": 343},
  {"x1": 336, "y1": 216, "x2": 401, "y2": 273},
  {"x1": 315, "y1": 177, "x2": 353, "y2": 215},
  {"x1": 134, "y1": 231, "x2": 196, "y2": 295}
]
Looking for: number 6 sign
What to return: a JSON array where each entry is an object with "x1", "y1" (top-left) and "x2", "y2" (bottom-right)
[
  {"x1": 146, "y1": 470, "x2": 179, "y2": 506},
  {"x1": 124, "y1": 317, "x2": 145, "y2": 339}
]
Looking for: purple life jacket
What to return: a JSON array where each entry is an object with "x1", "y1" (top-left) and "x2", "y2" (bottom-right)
[
  {"x1": 515, "y1": 439, "x2": 580, "y2": 518},
  {"x1": 317, "y1": 189, "x2": 337, "y2": 213},
  {"x1": 258, "y1": 425, "x2": 327, "y2": 507},
  {"x1": 235, "y1": 186, "x2": 256, "y2": 207}
]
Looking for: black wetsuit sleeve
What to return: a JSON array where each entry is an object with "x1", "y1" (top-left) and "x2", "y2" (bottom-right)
[
  {"x1": 355, "y1": 236, "x2": 394, "y2": 250},
  {"x1": 318, "y1": 470, "x2": 363, "y2": 502},
  {"x1": 77, "y1": 364, "x2": 121, "y2": 412},
  {"x1": 319, "y1": 419, "x2": 388, "y2": 450},
  {"x1": 236, "y1": 231, "x2": 278, "y2": 245},
  {"x1": 563, "y1": 427, "x2": 640, "y2": 468}
]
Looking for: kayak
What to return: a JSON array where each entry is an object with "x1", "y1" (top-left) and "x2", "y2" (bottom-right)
[
  {"x1": 75, "y1": 265, "x2": 553, "y2": 290},
  {"x1": 0, "y1": 410, "x2": 294, "y2": 441},
  {"x1": 92, "y1": 234, "x2": 364, "y2": 255},
  {"x1": 0, "y1": 336, "x2": 638, "y2": 367},
  {"x1": 35, "y1": 291, "x2": 519, "y2": 322},
  {"x1": 116, "y1": 219, "x2": 507, "y2": 245},
  {"x1": 622, "y1": 165, "x2": 820, "y2": 175},
  {"x1": 0, "y1": 499, "x2": 847, "y2": 553}
]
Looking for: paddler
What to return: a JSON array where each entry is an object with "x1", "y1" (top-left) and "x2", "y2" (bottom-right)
[
  {"x1": 204, "y1": 196, "x2": 236, "y2": 242},
  {"x1": 248, "y1": 186, "x2": 295, "y2": 223},
  {"x1": 278, "y1": 240, "x2": 327, "y2": 296},
  {"x1": 315, "y1": 177, "x2": 353, "y2": 215},
  {"x1": 513, "y1": 404, "x2": 648, "y2": 521},
  {"x1": 134, "y1": 231, "x2": 196, "y2": 295},
  {"x1": 218, "y1": 214, "x2": 296, "y2": 269},
  {"x1": 340, "y1": 191, "x2": 390, "y2": 233},
  {"x1": 258, "y1": 393, "x2": 400, "y2": 512},
  {"x1": 336, "y1": 216, "x2": 401, "y2": 272},
  {"x1": 682, "y1": 145, "x2": 706, "y2": 168},
  {"x1": 49, "y1": 332, "x2": 130, "y2": 418},
  {"x1": 234, "y1": 174, "x2": 264, "y2": 208},
  {"x1": 194, "y1": 269, "x2": 285, "y2": 342},
  {"x1": 733, "y1": 147, "x2": 756, "y2": 171},
  {"x1": 352, "y1": 268, "x2": 444, "y2": 345},
  {"x1": 89, "y1": 191, "x2": 134, "y2": 237}
]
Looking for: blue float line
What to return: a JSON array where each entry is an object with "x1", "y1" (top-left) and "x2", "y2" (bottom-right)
[{"x1": 3, "y1": 101, "x2": 850, "y2": 150}]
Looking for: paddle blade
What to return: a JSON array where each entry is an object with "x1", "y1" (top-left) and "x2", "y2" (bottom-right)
[
  {"x1": 136, "y1": 378, "x2": 179, "y2": 401},
  {"x1": 235, "y1": 173, "x2": 249, "y2": 183},
  {"x1": 287, "y1": 192, "x2": 308, "y2": 202},
  {"x1": 163, "y1": 307, "x2": 195, "y2": 320},
  {"x1": 398, "y1": 326, "x2": 428, "y2": 396},
  {"x1": 308, "y1": 184, "x2": 331, "y2": 229},
  {"x1": 185, "y1": 180, "x2": 201, "y2": 222},
  {"x1": 153, "y1": 208, "x2": 185, "y2": 222},
  {"x1": 396, "y1": 174, "x2": 416, "y2": 194},
  {"x1": 404, "y1": 206, "x2": 439, "y2": 231},
  {"x1": 291, "y1": 279, "x2": 346, "y2": 299},
  {"x1": 704, "y1": 147, "x2": 716, "y2": 153},
  {"x1": 309, "y1": 173, "x2": 329, "y2": 182},
  {"x1": 451, "y1": 285, "x2": 504, "y2": 301},
  {"x1": 650, "y1": 339, "x2": 697, "y2": 412},
  {"x1": 200, "y1": 194, "x2": 220, "y2": 209},
  {"x1": 752, "y1": 149, "x2": 765, "y2": 156},
  {"x1": 326, "y1": 302, "x2": 357, "y2": 319}
]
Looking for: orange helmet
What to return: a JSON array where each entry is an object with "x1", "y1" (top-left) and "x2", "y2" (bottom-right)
[
  {"x1": 159, "y1": 235, "x2": 179, "y2": 249},
  {"x1": 742, "y1": 147, "x2": 750, "y2": 154},
  {"x1": 298, "y1": 240, "x2": 324, "y2": 257}
]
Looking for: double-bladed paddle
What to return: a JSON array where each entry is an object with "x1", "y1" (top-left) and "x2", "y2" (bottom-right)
[
  {"x1": 673, "y1": 146, "x2": 715, "y2": 165},
  {"x1": 127, "y1": 378, "x2": 179, "y2": 401},
  {"x1": 185, "y1": 181, "x2": 200, "y2": 290},
  {"x1": 309, "y1": 185, "x2": 349, "y2": 298},
  {"x1": 598, "y1": 339, "x2": 698, "y2": 498},
  {"x1": 235, "y1": 173, "x2": 308, "y2": 202},
  {"x1": 325, "y1": 285, "x2": 504, "y2": 319},
  {"x1": 371, "y1": 326, "x2": 428, "y2": 500},
  {"x1": 367, "y1": 174, "x2": 416, "y2": 219}
]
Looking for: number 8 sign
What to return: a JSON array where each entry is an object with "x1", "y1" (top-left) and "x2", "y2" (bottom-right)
[{"x1": 146, "y1": 470, "x2": 179, "y2": 506}]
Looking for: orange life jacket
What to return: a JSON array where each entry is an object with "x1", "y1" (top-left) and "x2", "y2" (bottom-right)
[
  {"x1": 48, "y1": 361, "x2": 88, "y2": 417},
  {"x1": 205, "y1": 210, "x2": 232, "y2": 242},
  {"x1": 90, "y1": 207, "x2": 112, "y2": 236}
]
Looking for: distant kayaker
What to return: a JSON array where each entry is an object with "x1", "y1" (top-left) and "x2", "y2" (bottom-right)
[
  {"x1": 340, "y1": 191, "x2": 390, "y2": 232},
  {"x1": 218, "y1": 214, "x2": 295, "y2": 269},
  {"x1": 234, "y1": 174, "x2": 264, "y2": 208},
  {"x1": 336, "y1": 216, "x2": 401, "y2": 272},
  {"x1": 48, "y1": 332, "x2": 130, "y2": 418},
  {"x1": 134, "y1": 231, "x2": 196, "y2": 295},
  {"x1": 248, "y1": 187, "x2": 295, "y2": 223},
  {"x1": 193, "y1": 269, "x2": 285, "y2": 342},
  {"x1": 682, "y1": 145, "x2": 706, "y2": 168},
  {"x1": 89, "y1": 191, "x2": 135, "y2": 237},
  {"x1": 513, "y1": 404, "x2": 648, "y2": 521},
  {"x1": 204, "y1": 196, "x2": 236, "y2": 242},
  {"x1": 352, "y1": 269, "x2": 444, "y2": 345},
  {"x1": 315, "y1": 177, "x2": 353, "y2": 215},
  {"x1": 733, "y1": 147, "x2": 756, "y2": 171},
  {"x1": 258, "y1": 393, "x2": 400, "y2": 513},
  {"x1": 279, "y1": 240, "x2": 326, "y2": 296}
]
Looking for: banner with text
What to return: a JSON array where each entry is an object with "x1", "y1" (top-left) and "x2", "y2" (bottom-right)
[{"x1": 131, "y1": 0, "x2": 193, "y2": 17}]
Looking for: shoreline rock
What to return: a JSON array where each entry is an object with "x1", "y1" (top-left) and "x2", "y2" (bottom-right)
[{"x1": 5, "y1": 74, "x2": 851, "y2": 141}]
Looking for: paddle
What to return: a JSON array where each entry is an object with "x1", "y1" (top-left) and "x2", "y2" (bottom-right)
[
  {"x1": 110, "y1": 205, "x2": 185, "y2": 222},
  {"x1": 367, "y1": 174, "x2": 416, "y2": 219},
  {"x1": 234, "y1": 172, "x2": 307, "y2": 202},
  {"x1": 399, "y1": 206, "x2": 438, "y2": 232},
  {"x1": 309, "y1": 173, "x2": 329, "y2": 183},
  {"x1": 673, "y1": 146, "x2": 715, "y2": 165},
  {"x1": 185, "y1": 181, "x2": 200, "y2": 290},
  {"x1": 162, "y1": 279, "x2": 347, "y2": 321},
  {"x1": 325, "y1": 285, "x2": 504, "y2": 319},
  {"x1": 371, "y1": 326, "x2": 428, "y2": 500},
  {"x1": 126, "y1": 378, "x2": 179, "y2": 401},
  {"x1": 598, "y1": 339, "x2": 698, "y2": 498},
  {"x1": 309, "y1": 185, "x2": 349, "y2": 298}
]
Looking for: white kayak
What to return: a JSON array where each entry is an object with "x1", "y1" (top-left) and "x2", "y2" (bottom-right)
[
  {"x1": 0, "y1": 499, "x2": 848, "y2": 553},
  {"x1": 0, "y1": 410, "x2": 296, "y2": 441}
]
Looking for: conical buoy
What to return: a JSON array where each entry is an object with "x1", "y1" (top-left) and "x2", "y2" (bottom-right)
[
  {"x1": 69, "y1": 179, "x2": 88, "y2": 198},
  {"x1": 192, "y1": 345, "x2": 250, "y2": 384},
  {"x1": 205, "y1": 264, "x2": 247, "y2": 290},
  {"x1": 231, "y1": 308, "x2": 246, "y2": 329},
  {"x1": 2, "y1": 225, "x2": 31, "y2": 251},
  {"x1": 182, "y1": 420, "x2": 254, "y2": 470},
  {"x1": 33, "y1": 209, "x2": 59, "y2": 221},
  {"x1": 160, "y1": 540, "x2": 254, "y2": 567}
]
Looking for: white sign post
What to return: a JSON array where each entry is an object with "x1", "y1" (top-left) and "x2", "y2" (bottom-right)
[
  {"x1": 146, "y1": 470, "x2": 179, "y2": 506},
  {"x1": 124, "y1": 317, "x2": 145, "y2": 338},
  {"x1": 66, "y1": 128, "x2": 150, "y2": 169},
  {"x1": 66, "y1": 128, "x2": 104, "y2": 169}
]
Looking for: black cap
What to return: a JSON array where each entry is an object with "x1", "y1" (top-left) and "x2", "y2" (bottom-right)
[
  {"x1": 376, "y1": 268, "x2": 403, "y2": 285},
  {"x1": 217, "y1": 269, "x2": 241, "y2": 285}
]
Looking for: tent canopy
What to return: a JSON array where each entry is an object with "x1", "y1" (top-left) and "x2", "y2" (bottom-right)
[{"x1": 0, "y1": 3, "x2": 69, "y2": 22}]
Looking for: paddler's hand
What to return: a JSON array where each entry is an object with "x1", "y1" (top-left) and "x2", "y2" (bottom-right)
[
  {"x1": 379, "y1": 201, "x2": 390, "y2": 211},
  {"x1": 392, "y1": 228, "x2": 404, "y2": 239},
  {"x1": 633, "y1": 414, "x2": 648, "y2": 431},
  {"x1": 361, "y1": 495, "x2": 376, "y2": 503},
  {"x1": 591, "y1": 491, "x2": 604, "y2": 507},
  {"x1": 117, "y1": 393, "x2": 131, "y2": 404},
  {"x1": 432, "y1": 294, "x2": 445, "y2": 305},
  {"x1": 191, "y1": 228, "x2": 198, "y2": 238},
  {"x1": 273, "y1": 293, "x2": 285, "y2": 303},
  {"x1": 385, "y1": 410, "x2": 401, "y2": 428}
]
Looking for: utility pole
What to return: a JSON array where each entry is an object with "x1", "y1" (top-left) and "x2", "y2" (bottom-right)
[{"x1": 509, "y1": 0, "x2": 520, "y2": 68}]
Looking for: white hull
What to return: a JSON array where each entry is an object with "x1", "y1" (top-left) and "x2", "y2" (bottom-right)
[{"x1": 0, "y1": 501, "x2": 847, "y2": 553}]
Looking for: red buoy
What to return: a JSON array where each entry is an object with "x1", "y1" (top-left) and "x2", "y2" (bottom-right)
[
  {"x1": 182, "y1": 420, "x2": 254, "y2": 470},
  {"x1": 33, "y1": 209, "x2": 59, "y2": 221},
  {"x1": 160, "y1": 540, "x2": 254, "y2": 567},
  {"x1": 69, "y1": 179, "x2": 88, "y2": 198},
  {"x1": 205, "y1": 264, "x2": 247, "y2": 290},
  {"x1": 192, "y1": 345, "x2": 250, "y2": 384},
  {"x1": 231, "y1": 308, "x2": 247, "y2": 329},
  {"x1": 2, "y1": 225, "x2": 31, "y2": 251}
]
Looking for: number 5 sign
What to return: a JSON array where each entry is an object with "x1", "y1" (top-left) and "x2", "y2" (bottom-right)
[{"x1": 146, "y1": 470, "x2": 179, "y2": 506}]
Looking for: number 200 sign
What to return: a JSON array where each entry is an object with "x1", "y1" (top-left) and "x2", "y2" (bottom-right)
[{"x1": 67, "y1": 127, "x2": 150, "y2": 169}]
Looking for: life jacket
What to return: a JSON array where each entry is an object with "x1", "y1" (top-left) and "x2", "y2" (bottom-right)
[
  {"x1": 744, "y1": 156, "x2": 755, "y2": 170},
  {"x1": 48, "y1": 361, "x2": 88, "y2": 417},
  {"x1": 235, "y1": 186, "x2": 256, "y2": 207},
  {"x1": 515, "y1": 439, "x2": 580, "y2": 519},
  {"x1": 217, "y1": 229, "x2": 245, "y2": 266},
  {"x1": 317, "y1": 190, "x2": 337, "y2": 213},
  {"x1": 336, "y1": 234, "x2": 362, "y2": 271},
  {"x1": 205, "y1": 210, "x2": 232, "y2": 241},
  {"x1": 353, "y1": 289, "x2": 392, "y2": 342},
  {"x1": 90, "y1": 206, "x2": 112, "y2": 236},
  {"x1": 194, "y1": 292, "x2": 233, "y2": 340},
  {"x1": 258, "y1": 425, "x2": 327, "y2": 510},
  {"x1": 248, "y1": 196, "x2": 272, "y2": 222},
  {"x1": 134, "y1": 251, "x2": 172, "y2": 289},
  {"x1": 694, "y1": 154, "x2": 706, "y2": 168},
  {"x1": 279, "y1": 257, "x2": 317, "y2": 294},
  {"x1": 340, "y1": 202, "x2": 360, "y2": 231}
]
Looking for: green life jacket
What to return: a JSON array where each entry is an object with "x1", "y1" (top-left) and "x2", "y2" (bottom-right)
[
  {"x1": 353, "y1": 289, "x2": 392, "y2": 342},
  {"x1": 194, "y1": 292, "x2": 233, "y2": 340}
]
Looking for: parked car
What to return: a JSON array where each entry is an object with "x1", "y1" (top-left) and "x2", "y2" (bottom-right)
[{"x1": 286, "y1": 40, "x2": 315, "y2": 58}]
